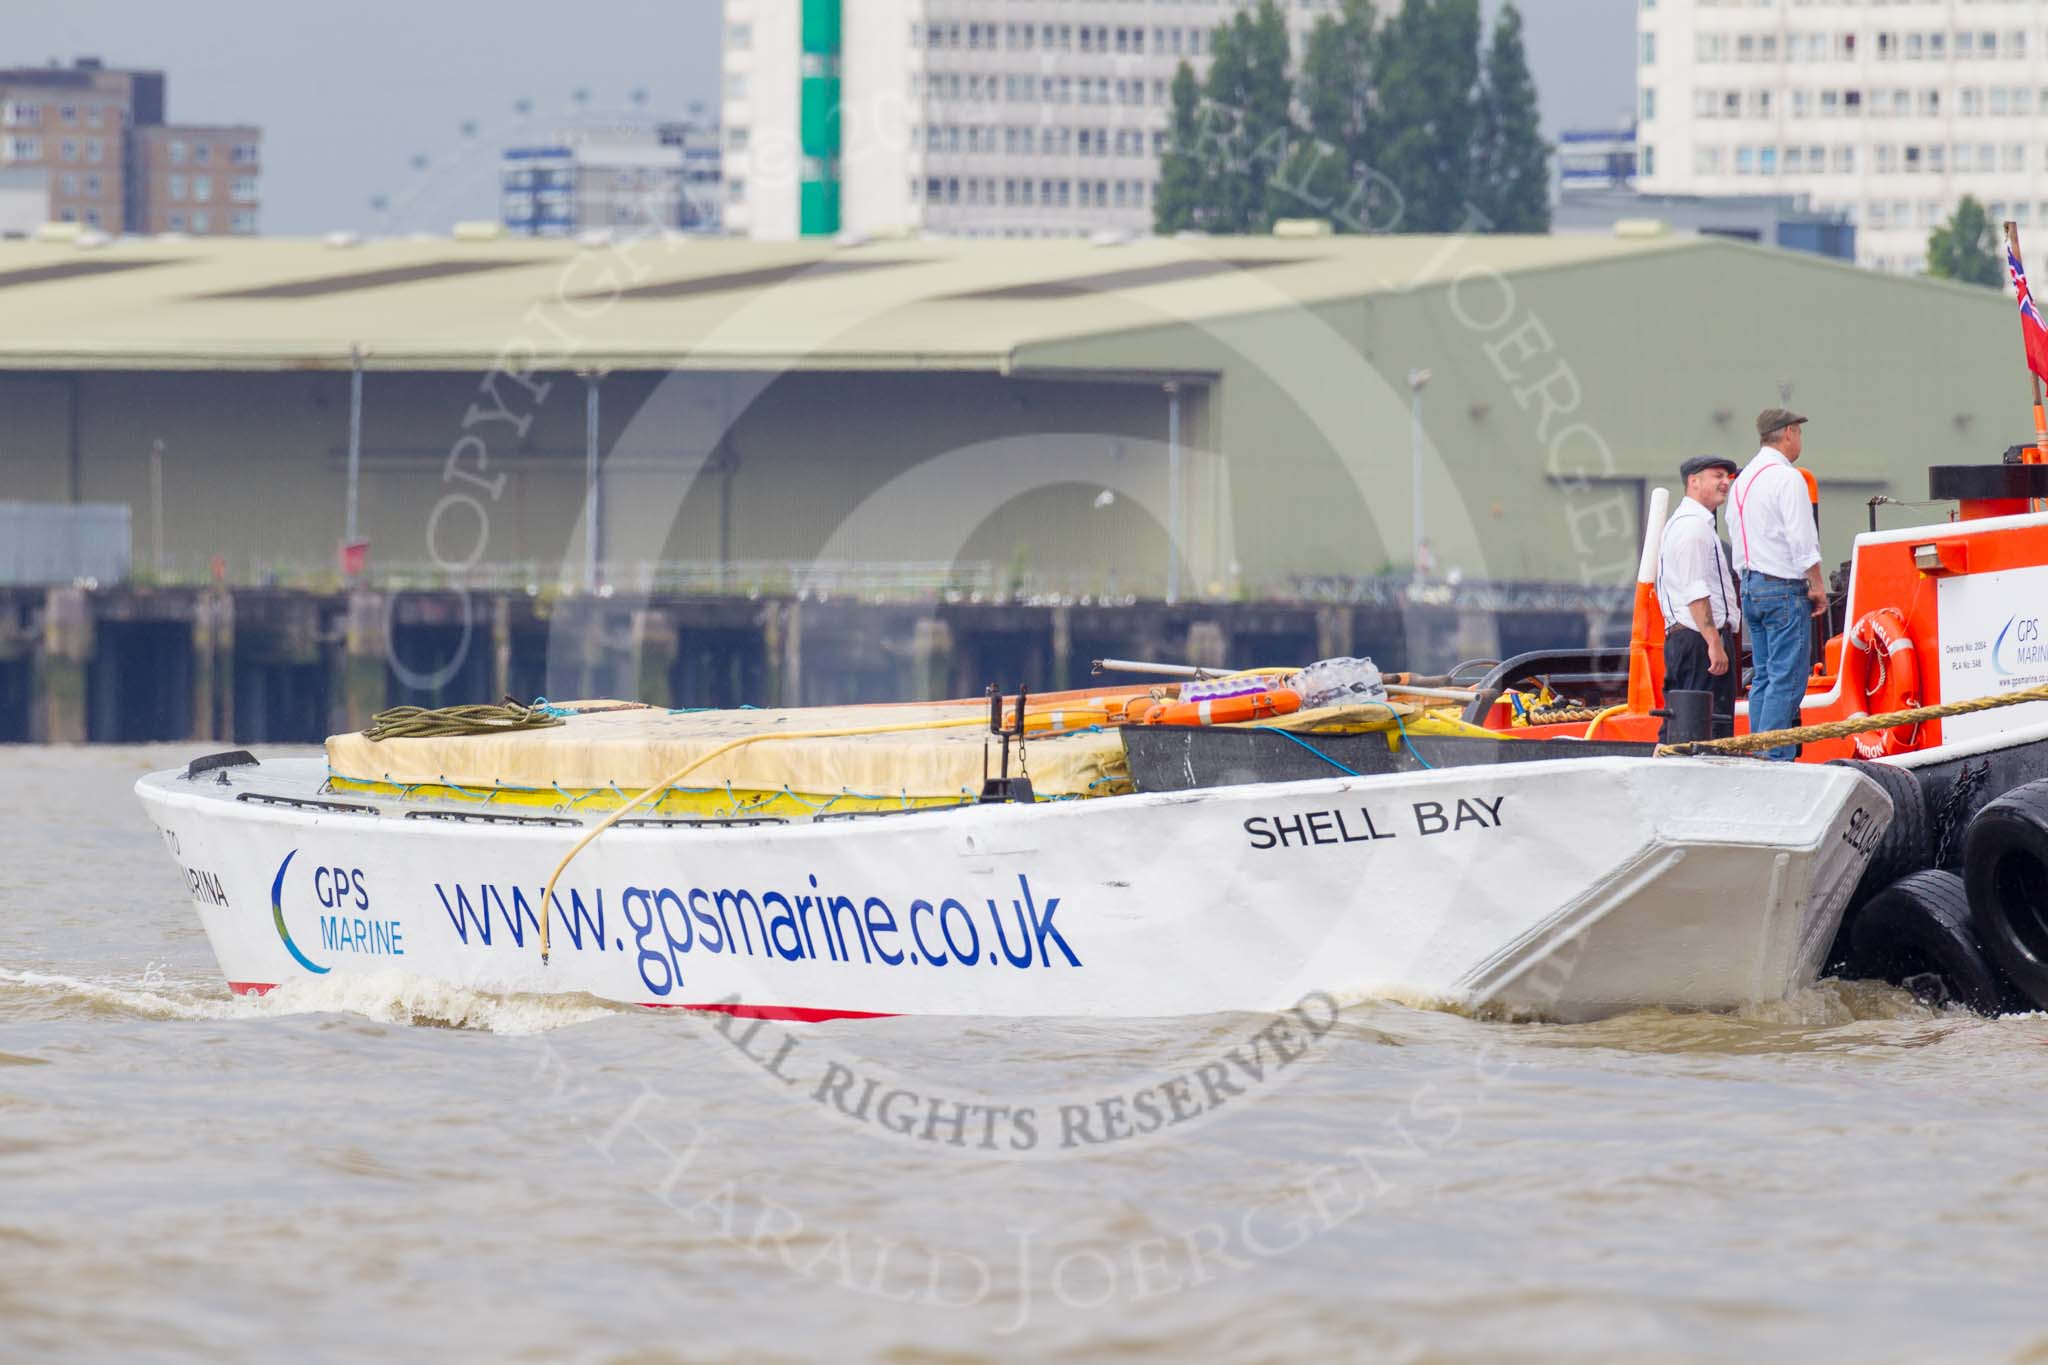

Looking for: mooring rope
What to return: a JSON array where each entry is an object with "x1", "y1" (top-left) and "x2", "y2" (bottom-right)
[
  {"x1": 1658, "y1": 681, "x2": 2048, "y2": 757},
  {"x1": 361, "y1": 699, "x2": 565, "y2": 742}
]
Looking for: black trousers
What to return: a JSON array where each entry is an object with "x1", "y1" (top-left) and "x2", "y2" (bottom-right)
[{"x1": 1663, "y1": 626, "x2": 1738, "y2": 740}]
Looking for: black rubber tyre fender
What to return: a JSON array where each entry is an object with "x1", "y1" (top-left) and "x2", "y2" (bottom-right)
[
  {"x1": 1827, "y1": 759, "x2": 1930, "y2": 905},
  {"x1": 1847, "y1": 870, "x2": 2016, "y2": 1016},
  {"x1": 1963, "y1": 778, "x2": 2048, "y2": 1011},
  {"x1": 1820, "y1": 759, "x2": 1930, "y2": 972}
]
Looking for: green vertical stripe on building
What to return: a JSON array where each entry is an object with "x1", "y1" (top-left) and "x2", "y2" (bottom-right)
[
  {"x1": 800, "y1": 75, "x2": 841, "y2": 159},
  {"x1": 801, "y1": 0, "x2": 840, "y2": 54},
  {"x1": 798, "y1": 0, "x2": 840, "y2": 235},
  {"x1": 799, "y1": 179, "x2": 840, "y2": 236}
]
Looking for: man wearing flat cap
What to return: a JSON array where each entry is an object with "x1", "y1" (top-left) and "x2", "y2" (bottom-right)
[
  {"x1": 1656, "y1": 455, "x2": 1741, "y2": 738},
  {"x1": 1728, "y1": 407, "x2": 1825, "y2": 760}
]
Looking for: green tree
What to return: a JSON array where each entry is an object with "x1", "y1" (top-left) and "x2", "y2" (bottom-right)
[
  {"x1": 1197, "y1": 0, "x2": 1295, "y2": 234},
  {"x1": 1472, "y1": 2, "x2": 1550, "y2": 232},
  {"x1": 1372, "y1": 0, "x2": 1480, "y2": 233},
  {"x1": 1285, "y1": 0, "x2": 1390, "y2": 231},
  {"x1": 1928, "y1": 195, "x2": 2004, "y2": 287},
  {"x1": 1154, "y1": 61, "x2": 1208, "y2": 233}
]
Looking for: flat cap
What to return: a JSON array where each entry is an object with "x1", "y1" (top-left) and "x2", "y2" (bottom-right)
[
  {"x1": 1757, "y1": 407, "x2": 1809, "y2": 440},
  {"x1": 1680, "y1": 454, "x2": 1739, "y2": 480}
]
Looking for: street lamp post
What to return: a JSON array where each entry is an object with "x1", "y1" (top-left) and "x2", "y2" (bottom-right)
[
  {"x1": 149, "y1": 438, "x2": 166, "y2": 579},
  {"x1": 1164, "y1": 381, "x2": 1182, "y2": 605},
  {"x1": 1407, "y1": 368, "x2": 1432, "y2": 587},
  {"x1": 583, "y1": 371, "x2": 603, "y2": 593},
  {"x1": 345, "y1": 344, "x2": 364, "y2": 563}
]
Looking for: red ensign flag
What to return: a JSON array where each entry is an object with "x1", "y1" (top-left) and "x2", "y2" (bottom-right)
[{"x1": 2006, "y1": 236, "x2": 2048, "y2": 385}]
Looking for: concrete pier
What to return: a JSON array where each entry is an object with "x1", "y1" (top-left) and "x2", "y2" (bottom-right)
[{"x1": 0, "y1": 584, "x2": 1624, "y2": 745}]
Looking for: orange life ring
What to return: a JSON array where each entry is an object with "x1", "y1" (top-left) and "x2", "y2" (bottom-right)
[
  {"x1": 1847, "y1": 607, "x2": 1922, "y2": 757},
  {"x1": 1141, "y1": 688, "x2": 1304, "y2": 726}
]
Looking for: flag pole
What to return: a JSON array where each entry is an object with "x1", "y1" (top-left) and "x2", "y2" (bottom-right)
[{"x1": 2007, "y1": 220, "x2": 2048, "y2": 466}]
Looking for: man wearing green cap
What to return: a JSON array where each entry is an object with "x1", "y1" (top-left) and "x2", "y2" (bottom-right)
[{"x1": 1728, "y1": 407, "x2": 1825, "y2": 760}]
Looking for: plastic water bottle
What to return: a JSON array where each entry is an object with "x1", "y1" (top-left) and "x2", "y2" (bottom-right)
[{"x1": 1293, "y1": 657, "x2": 1387, "y2": 710}]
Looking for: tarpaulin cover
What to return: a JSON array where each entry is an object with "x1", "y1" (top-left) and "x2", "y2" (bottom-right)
[{"x1": 326, "y1": 700, "x2": 1132, "y2": 800}]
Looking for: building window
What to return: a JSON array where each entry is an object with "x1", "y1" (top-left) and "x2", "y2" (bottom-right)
[
  {"x1": 169, "y1": 140, "x2": 187, "y2": 165},
  {"x1": 168, "y1": 213, "x2": 185, "y2": 231},
  {"x1": 1640, "y1": 87, "x2": 1656, "y2": 122},
  {"x1": 231, "y1": 211, "x2": 256, "y2": 234},
  {"x1": 191, "y1": 212, "x2": 208, "y2": 232},
  {"x1": 59, "y1": 172, "x2": 77, "y2": 195},
  {"x1": 232, "y1": 142, "x2": 258, "y2": 164},
  {"x1": 194, "y1": 144, "x2": 211, "y2": 165},
  {"x1": 59, "y1": 139, "x2": 76, "y2": 162},
  {"x1": 726, "y1": 177, "x2": 745, "y2": 203},
  {"x1": 84, "y1": 208, "x2": 100, "y2": 226},
  {"x1": 169, "y1": 174, "x2": 186, "y2": 200},
  {"x1": 1640, "y1": 32, "x2": 1655, "y2": 65},
  {"x1": 727, "y1": 22, "x2": 750, "y2": 48},
  {"x1": 85, "y1": 138, "x2": 100, "y2": 163},
  {"x1": 84, "y1": 173, "x2": 99, "y2": 194},
  {"x1": 1641, "y1": 145, "x2": 1656, "y2": 177}
]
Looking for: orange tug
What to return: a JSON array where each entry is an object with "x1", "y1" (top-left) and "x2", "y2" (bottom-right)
[{"x1": 1473, "y1": 461, "x2": 2048, "y2": 762}]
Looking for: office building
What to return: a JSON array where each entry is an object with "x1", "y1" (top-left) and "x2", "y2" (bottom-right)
[
  {"x1": 502, "y1": 121, "x2": 721, "y2": 237},
  {"x1": 721, "y1": 0, "x2": 1336, "y2": 239},
  {"x1": 1636, "y1": 1, "x2": 2048, "y2": 273}
]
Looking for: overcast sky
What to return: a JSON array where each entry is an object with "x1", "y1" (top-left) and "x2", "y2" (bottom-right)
[{"x1": 7, "y1": 0, "x2": 1635, "y2": 234}]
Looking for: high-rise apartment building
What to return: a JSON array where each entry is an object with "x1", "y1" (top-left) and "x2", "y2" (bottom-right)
[
  {"x1": 0, "y1": 58, "x2": 259, "y2": 235},
  {"x1": 722, "y1": 0, "x2": 1336, "y2": 240},
  {"x1": 1636, "y1": 2, "x2": 2048, "y2": 274}
]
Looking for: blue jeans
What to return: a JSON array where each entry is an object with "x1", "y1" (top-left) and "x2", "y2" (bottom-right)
[{"x1": 1741, "y1": 570, "x2": 1812, "y2": 762}]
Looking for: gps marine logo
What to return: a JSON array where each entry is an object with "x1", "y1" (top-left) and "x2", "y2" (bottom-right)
[
  {"x1": 1994, "y1": 615, "x2": 2048, "y2": 677},
  {"x1": 269, "y1": 849, "x2": 405, "y2": 974}
]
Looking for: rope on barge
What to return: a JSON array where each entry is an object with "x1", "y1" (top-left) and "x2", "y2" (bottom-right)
[{"x1": 1658, "y1": 681, "x2": 2048, "y2": 758}]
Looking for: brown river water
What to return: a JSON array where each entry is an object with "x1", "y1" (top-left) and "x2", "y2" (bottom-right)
[{"x1": 4, "y1": 745, "x2": 2047, "y2": 1362}]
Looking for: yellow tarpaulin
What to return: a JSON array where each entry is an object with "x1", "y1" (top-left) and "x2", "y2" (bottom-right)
[
  {"x1": 326, "y1": 700, "x2": 1130, "y2": 803},
  {"x1": 322, "y1": 695, "x2": 1489, "y2": 814}
]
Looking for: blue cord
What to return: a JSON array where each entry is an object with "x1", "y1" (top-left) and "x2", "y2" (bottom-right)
[
  {"x1": 1254, "y1": 727, "x2": 1364, "y2": 777},
  {"x1": 1379, "y1": 704, "x2": 1437, "y2": 770},
  {"x1": 1256, "y1": 705, "x2": 1437, "y2": 773}
]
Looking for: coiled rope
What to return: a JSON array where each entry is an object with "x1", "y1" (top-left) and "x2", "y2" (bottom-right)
[
  {"x1": 361, "y1": 700, "x2": 565, "y2": 742},
  {"x1": 1658, "y1": 681, "x2": 2048, "y2": 757}
]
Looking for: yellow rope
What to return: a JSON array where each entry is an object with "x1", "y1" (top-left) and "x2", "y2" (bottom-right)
[
  {"x1": 1658, "y1": 681, "x2": 2048, "y2": 757},
  {"x1": 1581, "y1": 703, "x2": 1629, "y2": 740},
  {"x1": 362, "y1": 701, "x2": 562, "y2": 742}
]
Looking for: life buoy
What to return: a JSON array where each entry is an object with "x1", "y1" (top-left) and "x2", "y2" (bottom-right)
[
  {"x1": 1848, "y1": 607, "x2": 1922, "y2": 757},
  {"x1": 1140, "y1": 688, "x2": 1303, "y2": 726}
]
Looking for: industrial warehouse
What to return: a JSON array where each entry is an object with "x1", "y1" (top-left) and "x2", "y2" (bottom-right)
[{"x1": 0, "y1": 226, "x2": 2026, "y2": 741}]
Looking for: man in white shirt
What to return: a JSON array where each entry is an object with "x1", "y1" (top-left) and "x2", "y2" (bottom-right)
[
  {"x1": 1728, "y1": 407, "x2": 1826, "y2": 760},
  {"x1": 1656, "y1": 455, "x2": 1740, "y2": 738}
]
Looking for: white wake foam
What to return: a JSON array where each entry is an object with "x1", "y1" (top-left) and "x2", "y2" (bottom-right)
[{"x1": 0, "y1": 966, "x2": 622, "y2": 1035}]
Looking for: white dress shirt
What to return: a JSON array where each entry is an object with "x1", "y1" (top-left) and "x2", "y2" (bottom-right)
[
  {"x1": 1657, "y1": 495, "x2": 1738, "y2": 633},
  {"x1": 1728, "y1": 446, "x2": 1822, "y2": 580}
]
